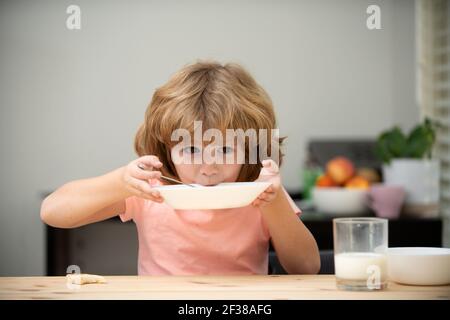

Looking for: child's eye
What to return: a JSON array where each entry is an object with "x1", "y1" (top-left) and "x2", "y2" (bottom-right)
[
  {"x1": 182, "y1": 146, "x2": 201, "y2": 154},
  {"x1": 218, "y1": 146, "x2": 234, "y2": 154}
]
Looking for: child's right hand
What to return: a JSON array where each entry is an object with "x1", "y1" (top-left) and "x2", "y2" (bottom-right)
[{"x1": 122, "y1": 155, "x2": 164, "y2": 203}]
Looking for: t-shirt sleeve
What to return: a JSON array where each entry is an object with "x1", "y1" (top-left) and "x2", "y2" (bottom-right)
[
  {"x1": 282, "y1": 187, "x2": 302, "y2": 217},
  {"x1": 119, "y1": 196, "x2": 143, "y2": 222}
]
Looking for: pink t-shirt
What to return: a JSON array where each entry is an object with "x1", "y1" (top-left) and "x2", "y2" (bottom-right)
[{"x1": 120, "y1": 180, "x2": 301, "y2": 275}]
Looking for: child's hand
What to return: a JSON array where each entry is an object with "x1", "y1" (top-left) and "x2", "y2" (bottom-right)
[
  {"x1": 251, "y1": 159, "x2": 281, "y2": 207},
  {"x1": 122, "y1": 156, "x2": 164, "y2": 203}
]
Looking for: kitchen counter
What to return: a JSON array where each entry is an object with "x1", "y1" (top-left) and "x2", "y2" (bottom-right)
[{"x1": 1, "y1": 275, "x2": 449, "y2": 300}]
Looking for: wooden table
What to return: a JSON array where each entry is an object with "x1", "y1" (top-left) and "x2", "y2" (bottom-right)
[{"x1": 1, "y1": 275, "x2": 449, "y2": 300}]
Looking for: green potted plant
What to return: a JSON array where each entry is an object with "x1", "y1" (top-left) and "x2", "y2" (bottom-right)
[{"x1": 375, "y1": 118, "x2": 440, "y2": 216}]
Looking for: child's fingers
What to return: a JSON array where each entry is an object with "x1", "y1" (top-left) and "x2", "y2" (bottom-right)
[
  {"x1": 259, "y1": 191, "x2": 275, "y2": 200},
  {"x1": 258, "y1": 193, "x2": 269, "y2": 200},
  {"x1": 252, "y1": 198, "x2": 269, "y2": 207},
  {"x1": 137, "y1": 155, "x2": 163, "y2": 169},
  {"x1": 133, "y1": 189, "x2": 163, "y2": 202},
  {"x1": 128, "y1": 177, "x2": 164, "y2": 202},
  {"x1": 141, "y1": 190, "x2": 164, "y2": 202},
  {"x1": 262, "y1": 159, "x2": 279, "y2": 174},
  {"x1": 256, "y1": 185, "x2": 275, "y2": 197},
  {"x1": 128, "y1": 177, "x2": 153, "y2": 194},
  {"x1": 133, "y1": 166, "x2": 162, "y2": 180}
]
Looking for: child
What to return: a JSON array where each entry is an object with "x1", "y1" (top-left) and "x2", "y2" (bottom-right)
[{"x1": 41, "y1": 61, "x2": 320, "y2": 275}]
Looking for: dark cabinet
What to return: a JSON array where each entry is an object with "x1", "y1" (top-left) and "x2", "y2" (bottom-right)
[{"x1": 46, "y1": 214, "x2": 442, "y2": 276}]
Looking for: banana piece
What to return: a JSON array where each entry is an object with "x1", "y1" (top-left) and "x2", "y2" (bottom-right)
[{"x1": 66, "y1": 273, "x2": 106, "y2": 285}]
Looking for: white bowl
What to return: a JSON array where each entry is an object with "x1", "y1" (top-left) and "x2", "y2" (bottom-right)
[
  {"x1": 153, "y1": 182, "x2": 272, "y2": 210},
  {"x1": 388, "y1": 247, "x2": 450, "y2": 285},
  {"x1": 312, "y1": 187, "x2": 369, "y2": 216}
]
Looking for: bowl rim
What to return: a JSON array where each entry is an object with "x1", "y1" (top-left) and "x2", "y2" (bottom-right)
[
  {"x1": 312, "y1": 187, "x2": 368, "y2": 193},
  {"x1": 154, "y1": 181, "x2": 271, "y2": 190},
  {"x1": 387, "y1": 247, "x2": 450, "y2": 256}
]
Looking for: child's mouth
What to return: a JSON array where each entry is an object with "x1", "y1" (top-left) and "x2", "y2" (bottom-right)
[{"x1": 197, "y1": 181, "x2": 220, "y2": 187}]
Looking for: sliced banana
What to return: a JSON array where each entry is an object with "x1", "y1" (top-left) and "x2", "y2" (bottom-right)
[{"x1": 66, "y1": 273, "x2": 106, "y2": 285}]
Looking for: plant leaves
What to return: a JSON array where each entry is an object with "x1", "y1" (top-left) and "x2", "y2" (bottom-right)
[
  {"x1": 375, "y1": 131, "x2": 394, "y2": 163},
  {"x1": 386, "y1": 127, "x2": 407, "y2": 157},
  {"x1": 406, "y1": 126, "x2": 429, "y2": 158},
  {"x1": 375, "y1": 119, "x2": 437, "y2": 164},
  {"x1": 405, "y1": 119, "x2": 436, "y2": 158}
]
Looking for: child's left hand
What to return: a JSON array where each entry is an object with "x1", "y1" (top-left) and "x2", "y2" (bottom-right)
[{"x1": 252, "y1": 159, "x2": 282, "y2": 207}]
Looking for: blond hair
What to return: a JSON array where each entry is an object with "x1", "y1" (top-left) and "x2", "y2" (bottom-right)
[{"x1": 134, "y1": 60, "x2": 285, "y2": 182}]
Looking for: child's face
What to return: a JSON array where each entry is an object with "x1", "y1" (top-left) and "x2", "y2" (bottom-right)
[{"x1": 172, "y1": 141, "x2": 243, "y2": 186}]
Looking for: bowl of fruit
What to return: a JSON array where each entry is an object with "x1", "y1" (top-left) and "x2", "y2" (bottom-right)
[{"x1": 312, "y1": 157, "x2": 379, "y2": 216}]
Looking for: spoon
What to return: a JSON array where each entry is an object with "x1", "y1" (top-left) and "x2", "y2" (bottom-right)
[{"x1": 137, "y1": 163, "x2": 197, "y2": 188}]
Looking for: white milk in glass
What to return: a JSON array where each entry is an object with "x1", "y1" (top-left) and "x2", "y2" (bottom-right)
[
  {"x1": 333, "y1": 218, "x2": 388, "y2": 290},
  {"x1": 335, "y1": 252, "x2": 387, "y2": 289}
]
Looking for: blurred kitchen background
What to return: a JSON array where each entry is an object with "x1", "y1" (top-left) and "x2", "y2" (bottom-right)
[{"x1": 0, "y1": 0, "x2": 449, "y2": 276}]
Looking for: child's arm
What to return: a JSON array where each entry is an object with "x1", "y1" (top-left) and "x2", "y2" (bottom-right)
[
  {"x1": 252, "y1": 160, "x2": 321, "y2": 274},
  {"x1": 260, "y1": 191, "x2": 320, "y2": 274},
  {"x1": 40, "y1": 156, "x2": 164, "y2": 228}
]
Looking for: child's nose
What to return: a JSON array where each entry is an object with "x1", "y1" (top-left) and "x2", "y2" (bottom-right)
[{"x1": 200, "y1": 164, "x2": 219, "y2": 177}]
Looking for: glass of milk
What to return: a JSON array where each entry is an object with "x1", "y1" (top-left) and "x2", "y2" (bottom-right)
[{"x1": 333, "y1": 217, "x2": 388, "y2": 291}]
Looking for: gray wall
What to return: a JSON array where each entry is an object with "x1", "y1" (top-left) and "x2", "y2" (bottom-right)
[{"x1": 0, "y1": 0, "x2": 418, "y2": 276}]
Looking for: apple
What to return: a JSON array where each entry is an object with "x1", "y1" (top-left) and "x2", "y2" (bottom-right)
[
  {"x1": 345, "y1": 176, "x2": 370, "y2": 189},
  {"x1": 356, "y1": 167, "x2": 380, "y2": 184},
  {"x1": 326, "y1": 157, "x2": 355, "y2": 185},
  {"x1": 315, "y1": 174, "x2": 337, "y2": 187}
]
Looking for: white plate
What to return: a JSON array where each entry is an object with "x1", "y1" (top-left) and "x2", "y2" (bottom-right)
[
  {"x1": 153, "y1": 182, "x2": 272, "y2": 210},
  {"x1": 388, "y1": 247, "x2": 450, "y2": 285}
]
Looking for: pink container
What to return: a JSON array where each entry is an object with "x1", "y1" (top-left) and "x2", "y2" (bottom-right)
[{"x1": 367, "y1": 184, "x2": 406, "y2": 219}]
